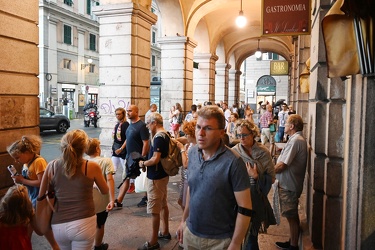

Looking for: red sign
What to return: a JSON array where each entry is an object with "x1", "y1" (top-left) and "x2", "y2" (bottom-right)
[{"x1": 262, "y1": 0, "x2": 311, "y2": 36}]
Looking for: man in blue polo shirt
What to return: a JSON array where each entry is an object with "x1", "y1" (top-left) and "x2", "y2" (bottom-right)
[{"x1": 177, "y1": 105, "x2": 252, "y2": 249}]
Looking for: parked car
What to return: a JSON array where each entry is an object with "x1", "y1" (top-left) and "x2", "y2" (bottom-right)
[{"x1": 39, "y1": 107, "x2": 70, "y2": 133}]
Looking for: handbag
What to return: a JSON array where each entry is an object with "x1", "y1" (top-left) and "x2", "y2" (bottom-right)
[
  {"x1": 269, "y1": 123, "x2": 276, "y2": 133},
  {"x1": 112, "y1": 141, "x2": 126, "y2": 158},
  {"x1": 274, "y1": 132, "x2": 281, "y2": 142},
  {"x1": 36, "y1": 161, "x2": 56, "y2": 235},
  {"x1": 135, "y1": 170, "x2": 148, "y2": 193}
]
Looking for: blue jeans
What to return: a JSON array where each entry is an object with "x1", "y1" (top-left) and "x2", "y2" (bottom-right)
[{"x1": 278, "y1": 126, "x2": 285, "y2": 142}]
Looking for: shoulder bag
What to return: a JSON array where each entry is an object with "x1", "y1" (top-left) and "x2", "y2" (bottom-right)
[
  {"x1": 35, "y1": 160, "x2": 56, "y2": 235},
  {"x1": 269, "y1": 123, "x2": 276, "y2": 133}
]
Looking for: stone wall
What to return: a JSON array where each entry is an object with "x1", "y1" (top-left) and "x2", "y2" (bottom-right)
[{"x1": 0, "y1": 0, "x2": 40, "y2": 194}]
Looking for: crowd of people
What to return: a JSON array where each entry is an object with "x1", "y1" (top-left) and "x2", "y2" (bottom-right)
[{"x1": 0, "y1": 100, "x2": 307, "y2": 250}]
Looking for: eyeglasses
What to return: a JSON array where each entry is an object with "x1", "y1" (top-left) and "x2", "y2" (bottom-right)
[
  {"x1": 236, "y1": 133, "x2": 251, "y2": 139},
  {"x1": 195, "y1": 125, "x2": 222, "y2": 132}
]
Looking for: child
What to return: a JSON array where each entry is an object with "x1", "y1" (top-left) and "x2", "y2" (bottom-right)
[
  {"x1": 0, "y1": 185, "x2": 37, "y2": 250},
  {"x1": 7, "y1": 135, "x2": 59, "y2": 249},
  {"x1": 7, "y1": 135, "x2": 46, "y2": 207},
  {"x1": 86, "y1": 138, "x2": 116, "y2": 250}
]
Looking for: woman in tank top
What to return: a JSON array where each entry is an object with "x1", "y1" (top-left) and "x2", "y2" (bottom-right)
[{"x1": 38, "y1": 129, "x2": 109, "y2": 250}]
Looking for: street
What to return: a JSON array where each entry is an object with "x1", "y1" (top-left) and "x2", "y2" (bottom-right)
[{"x1": 41, "y1": 118, "x2": 101, "y2": 162}]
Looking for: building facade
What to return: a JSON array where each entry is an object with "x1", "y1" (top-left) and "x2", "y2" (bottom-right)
[{"x1": 39, "y1": 0, "x2": 100, "y2": 117}]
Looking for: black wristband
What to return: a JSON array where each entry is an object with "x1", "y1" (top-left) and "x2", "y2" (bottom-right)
[
  {"x1": 37, "y1": 194, "x2": 46, "y2": 201},
  {"x1": 237, "y1": 206, "x2": 254, "y2": 217}
]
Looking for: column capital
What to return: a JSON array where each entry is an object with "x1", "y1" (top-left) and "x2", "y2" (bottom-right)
[
  {"x1": 158, "y1": 36, "x2": 197, "y2": 48},
  {"x1": 194, "y1": 53, "x2": 218, "y2": 62},
  {"x1": 215, "y1": 63, "x2": 232, "y2": 70},
  {"x1": 93, "y1": 2, "x2": 157, "y2": 25},
  {"x1": 235, "y1": 70, "x2": 242, "y2": 76}
]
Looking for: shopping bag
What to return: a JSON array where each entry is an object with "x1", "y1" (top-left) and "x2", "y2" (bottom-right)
[{"x1": 135, "y1": 170, "x2": 148, "y2": 193}]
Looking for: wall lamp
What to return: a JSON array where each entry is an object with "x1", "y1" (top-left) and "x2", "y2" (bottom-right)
[
  {"x1": 81, "y1": 58, "x2": 93, "y2": 69},
  {"x1": 235, "y1": 0, "x2": 247, "y2": 28},
  {"x1": 255, "y1": 39, "x2": 262, "y2": 59}
]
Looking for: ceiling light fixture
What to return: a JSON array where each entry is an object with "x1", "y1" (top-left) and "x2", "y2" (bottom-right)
[
  {"x1": 235, "y1": 0, "x2": 247, "y2": 28},
  {"x1": 255, "y1": 39, "x2": 262, "y2": 58}
]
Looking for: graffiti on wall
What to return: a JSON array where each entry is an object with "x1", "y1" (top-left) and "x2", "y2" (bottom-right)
[{"x1": 99, "y1": 99, "x2": 130, "y2": 114}]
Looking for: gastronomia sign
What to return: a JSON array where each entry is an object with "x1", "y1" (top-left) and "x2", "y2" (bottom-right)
[{"x1": 262, "y1": 0, "x2": 311, "y2": 36}]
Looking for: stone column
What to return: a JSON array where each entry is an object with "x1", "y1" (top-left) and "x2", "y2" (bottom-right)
[
  {"x1": 234, "y1": 70, "x2": 242, "y2": 107},
  {"x1": 228, "y1": 69, "x2": 237, "y2": 107},
  {"x1": 193, "y1": 53, "x2": 218, "y2": 104},
  {"x1": 215, "y1": 63, "x2": 230, "y2": 103},
  {"x1": 158, "y1": 36, "x2": 197, "y2": 126},
  {"x1": 93, "y1": 3, "x2": 157, "y2": 155},
  {"x1": 307, "y1": 2, "x2": 344, "y2": 248},
  {"x1": 0, "y1": 1, "x2": 39, "y2": 190}
]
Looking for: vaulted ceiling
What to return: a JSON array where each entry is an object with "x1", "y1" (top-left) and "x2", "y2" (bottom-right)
[{"x1": 143, "y1": 0, "x2": 295, "y2": 69}]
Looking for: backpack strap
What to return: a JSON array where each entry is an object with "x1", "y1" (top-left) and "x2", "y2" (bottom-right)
[{"x1": 151, "y1": 131, "x2": 169, "y2": 147}]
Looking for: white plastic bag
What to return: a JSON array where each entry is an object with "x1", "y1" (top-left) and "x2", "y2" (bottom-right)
[
  {"x1": 272, "y1": 179, "x2": 281, "y2": 225},
  {"x1": 135, "y1": 171, "x2": 148, "y2": 193}
]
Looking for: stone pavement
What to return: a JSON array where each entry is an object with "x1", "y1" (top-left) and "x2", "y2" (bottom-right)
[
  {"x1": 31, "y1": 151, "x2": 312, "y2": 250},
  {"x1": 0, "y1": 119, "x2": 313, "y2": 249}
]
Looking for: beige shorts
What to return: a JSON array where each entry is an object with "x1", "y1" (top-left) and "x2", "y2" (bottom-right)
[
  {"x1": 146, "y1": 176, "x2": 169, "y2": 214},
  {"x1": 278, "y1": 187, "x2": 299, "y2": 218},
  {"x1": 261, "y1": 128, "x2": 275, "y2": 144},
  {"x1": 183, "y1": 224, "x2": 231, "y2": 249}
]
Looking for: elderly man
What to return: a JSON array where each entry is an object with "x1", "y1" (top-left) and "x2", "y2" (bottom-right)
[
  {"x1": 177, "y1": 105, "x2": 252, "y2": 250},
  {"x1": 274, "y1": 114, "x2": 307, "y2": 250},
  {"x1": 138, "y1": 112, "x2": 173, "y2": 250}
]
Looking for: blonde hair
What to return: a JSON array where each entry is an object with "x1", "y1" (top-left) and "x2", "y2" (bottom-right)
[
  {"x1": 0, "y1": 185, "x2": 34, "y2": 226},
  {"x1": 7, "y1": 135, "x2": 42, "y2": 158},
  {"x1": 235, "y1": 119, "x2": 260, "y2": 138},
  {"x1": 60, "y1": 129, "x2": 88, "y2": 178},
  {"x1": 86, "y1": 138, "x2": 100, "y2": 156}
]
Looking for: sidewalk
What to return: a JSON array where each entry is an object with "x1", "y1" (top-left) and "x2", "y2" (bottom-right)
[
  {"x1": 31, "y1": 173, "x2": 307, "y2": 250},
  {"x1": 31, "y1": 151, "x2": 311, "y2": 250}
]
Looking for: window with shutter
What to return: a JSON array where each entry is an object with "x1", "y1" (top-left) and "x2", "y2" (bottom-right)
[
  {"x1": 64, "y1": 0, "x2": 73, "y2": 7},
  {"x1": 64, "y1": 25, "x2": 72, "y2": 45},
  {"x1": 89, "y1": 34, "x2": 96, "y2": 51}
]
